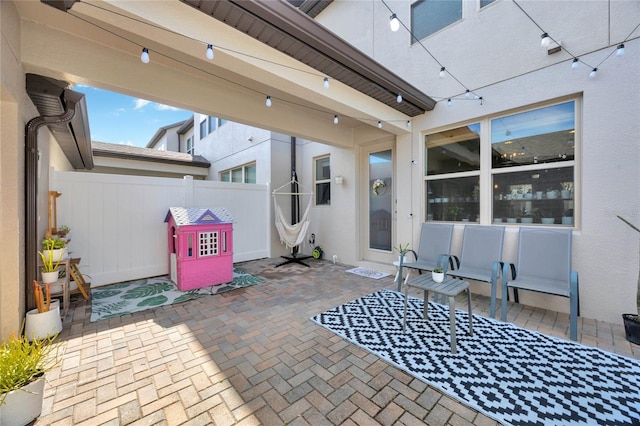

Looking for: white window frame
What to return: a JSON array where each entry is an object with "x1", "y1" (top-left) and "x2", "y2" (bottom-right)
[
  {"x1": 314, "y1": 155, "x2": 331, "y2": 206},
  {"x1": 220, "y1": 162, "x2": 257, "y2": 184},
  {"x1": 198, "y1": 231, "x2": 219, "y2": 257}
]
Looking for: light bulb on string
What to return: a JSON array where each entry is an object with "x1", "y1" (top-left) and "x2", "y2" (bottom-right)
[
  {"x1": 397, "y1": 92, "x2": 402, "y2": 103},
  {"x1": 377, "y1": 121, "x2": 382, "y2": 129},
  {"x1": 439, "y1": 67, "x2": 446, "y2": 79},
  {"x1": 206, "y1": 44, "x2": 214, "y2": 60},
  {"x1": 389, "y1": 13, "x2": 400, "y2": 32},
  {"x1": 323, "y1": 77, "x2": 329, "y2": 89},
  {"x1": 540, "y1": 33, "x2": 551, "y2": 48},
  {"x1": 333, "y1": 115, "x2": 339, "y2": 124},
  {"x1": 265, "y1": 96, "x2": 272, "y2": 107},
  {"x1": 589, "y1": 68, "x2": 598, "y2": 79},
  {"x1": 447, "y1": 99, "x2": 452, "y2": 107},
  {"x1": 571, "y1": 58, "x2": 579, "y2": 70},
  {"x1": 140, "y1": 47, "x2": 150, "y2": 63},
  {"x1": 465, "y1": 89, "x2": 472, "y2": 99},
  {"x1": 406, "y1": 120, "x2": 411, "y2": 128},
  {"x1": 616, "y1": 43, "x2": 625, "y2": 57}
]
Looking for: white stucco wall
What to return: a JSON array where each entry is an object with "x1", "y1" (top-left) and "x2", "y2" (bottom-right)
[{"x1": 319, "y1": 0, "x2": 640, "y2": 324}]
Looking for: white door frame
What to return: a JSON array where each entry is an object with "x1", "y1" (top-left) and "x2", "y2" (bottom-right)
[{"x1": 359, "y1": 139, "x2": 396, "y2": 264}]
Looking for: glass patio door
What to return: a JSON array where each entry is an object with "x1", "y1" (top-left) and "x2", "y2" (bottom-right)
[{"x1": 368, "y1": 149, "x2": 393, "y2": 252}]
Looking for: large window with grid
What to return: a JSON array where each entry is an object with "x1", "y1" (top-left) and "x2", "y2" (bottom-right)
[
  {"x1": 425, "y1": 99, "x2": 577, "y2": 226},
  {"x1": 198, "y1": 232, "x2": 219, "y2": 257},
  {"x1": 315, "y1": 155, "x2": 331, "y2": 206},
  {"x1": 220, "y1": 163, "x2": 256, "y2": 183}
]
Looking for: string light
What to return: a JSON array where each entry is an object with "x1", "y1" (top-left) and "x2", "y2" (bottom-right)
[
  {"x1": 589, "y1": 68, "x2": 598, "y2": 78},
  {"x1": 465, "y1": 89, "x2": 472, "y2": 99},
  {"x1": 540, "y1": 33, "x2": 551, "y2": 48},
  {"x1": 439, "y1": 67, "x2": 446, "y2": 78},
  {"x1": 616, "y1": 43, "x2": 625, "y2": 57},
  {"x1": 377, "y1": 121, "x2": 382, "y2": 128},
  {"x1": 323, "y1": 77, "x2": 329, "y2": 89},
  {"x1": 389, "y1": 13, "x2": 400, "y2": 32},
  {"x1": 265, "y1": 95, "x2": 272, "y2": 107},
  {"x1": 571, "y1": 58, "x2": 579, "y2": 69},
  {"x1": 333, "y1": 115, "x2": 339, "y2": 124},
  {"x1": 206, "y1": 44, "x2": 214, "y2": 60},
  {"x1": 447, "y1": 99, "x2": 452, "y2": 107},
  {"x1": 140, "y1": 47, "x2": 149, "y2": 63},
  {"x1": 406, "y1": 120, "x2": 411, "y2": 128},
  {"x1": 397, "y1": 92, "x2": 402, "y2": 103}
]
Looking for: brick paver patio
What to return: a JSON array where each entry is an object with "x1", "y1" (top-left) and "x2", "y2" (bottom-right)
[{"x1": 37, "y1": 258, "x2": 640, "y2": 425}]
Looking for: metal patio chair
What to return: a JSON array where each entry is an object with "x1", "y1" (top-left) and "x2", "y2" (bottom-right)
[
  {"x1": 400, "y1": 223, "x2": 455, "y2": 288},
  {"x1": 501, "y1": 227, "x2": 579, "y2": 340},
  {"x1": 448, "y1": 226, "x2": 505, "y2": 318}
]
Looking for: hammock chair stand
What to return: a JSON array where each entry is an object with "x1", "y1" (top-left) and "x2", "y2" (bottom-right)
[{"x1": 275, "y1": 171, "x2": 312, "y2": 268}]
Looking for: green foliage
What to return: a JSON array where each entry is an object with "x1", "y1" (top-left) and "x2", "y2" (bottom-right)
[
  {"x1": 433, "y1": 267, "x2": 444, "y2": 273},
  {"x1": 38, "y1": 249, "x2": 63, "y2": 273},
  {"x1": 41, "y1": 238, "x2": 66, "y2": 250},
  {"x1": 0, "y1": 330, "x2": 61, "y2": 405},
  {"x1": 393, "y1": 243, "x2": 410, "y2": 254}
]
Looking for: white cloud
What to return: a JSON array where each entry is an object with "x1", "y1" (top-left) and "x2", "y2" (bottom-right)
[
  {"x1": 134, "y1": 99, "x2": 151, "y2": 110},
  {"x1": 118, "y1": 140, "x2": 135, "y2": 146}
]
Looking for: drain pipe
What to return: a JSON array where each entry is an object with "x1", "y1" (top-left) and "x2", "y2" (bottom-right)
[{"x1": 24, "y1": 100, "x2": 77, "y2": 310}]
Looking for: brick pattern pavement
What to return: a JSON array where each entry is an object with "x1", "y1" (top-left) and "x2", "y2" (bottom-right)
[{"x1": 37, "y1": 258, "x2": 639, "y2": 425}]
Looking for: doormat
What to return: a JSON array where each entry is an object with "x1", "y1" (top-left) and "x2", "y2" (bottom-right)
[
  {"x1": 90, "y1": 268, "x2": 263, "y2": 322},
  {"x1": 311, "y1": 289, "x2": 640, "y2": 426},
  {"x1": 345, "y1": 267, "x2": 390, "y2": 280}
]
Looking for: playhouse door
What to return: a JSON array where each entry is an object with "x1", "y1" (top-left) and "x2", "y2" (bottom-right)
[{"x1": 170, "y1": 253, "x2": 177, "y2": 284}]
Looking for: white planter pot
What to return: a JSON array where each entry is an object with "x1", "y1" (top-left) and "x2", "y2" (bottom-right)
[
  {"x1": 43, "y1": 248, "x2": 67, "y2": 262},
  {"x1": 561, "y1": 190, "x2": 571, "y2": 199},
  {"x1": 41, "y1": 270, "x2": 59, "y2": 284},
  {"x1": 398, "y1": 255, "x2": 408, "y2": 265},
  {"x1": 24, "y1": 303, "x2": 62, "y2": 341},
  {"x1": 0, "y1": 377, "x2": 45, "y2": 426},
  {"x1": 432, "y1": 272, "x2": 445, "y2": 283}
]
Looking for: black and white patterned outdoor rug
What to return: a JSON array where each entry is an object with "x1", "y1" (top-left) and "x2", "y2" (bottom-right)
[{"x1": 310, "y1": 289, "x2": 640, "y2": 426}]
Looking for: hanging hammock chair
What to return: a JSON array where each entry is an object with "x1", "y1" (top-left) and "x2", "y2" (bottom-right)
[{"x1": 272, "y1": 178, "x2": 314, "y2": 267}]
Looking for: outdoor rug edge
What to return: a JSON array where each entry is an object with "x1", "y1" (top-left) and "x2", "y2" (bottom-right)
[{"x1": 310, "y1": 289, "x2": 640, "y2": 426}]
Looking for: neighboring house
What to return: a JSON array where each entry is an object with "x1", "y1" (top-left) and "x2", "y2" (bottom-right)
[
  {"x1": 1, "y1": 0, "x2": 639, "y2": 339},
  {"x1": 90, "y1": 141, "x2": 210, "y2": 179}
]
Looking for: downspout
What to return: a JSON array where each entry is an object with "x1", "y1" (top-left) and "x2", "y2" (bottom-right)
[
  {"x1": 24, "y1": 101, "x2": 77, "y2": 310},
  {"x1": 290, "y1": 136, "x2": 299, "y2": 257}
]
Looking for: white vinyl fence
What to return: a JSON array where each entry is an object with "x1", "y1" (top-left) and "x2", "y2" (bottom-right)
[{"x1": 52, "y1": 172, "x2": 270, "y2": 287}]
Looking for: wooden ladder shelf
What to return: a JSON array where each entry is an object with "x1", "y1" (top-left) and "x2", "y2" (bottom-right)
[{"x1": 68, "y1": 258, "x2": 90, "y2": 300}]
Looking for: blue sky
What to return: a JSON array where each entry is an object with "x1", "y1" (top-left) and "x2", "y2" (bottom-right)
[{"x1": 74, "y1": 85, "x2": 193, "y2": 148}]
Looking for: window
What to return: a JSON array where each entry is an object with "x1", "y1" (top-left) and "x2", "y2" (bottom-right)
[
  {"x1": 480, "y1": 0, "x2": 496, "y2": 7},
  {"x1": 425, "y1": 100, "x2": 577, "y2": 226},
  {"x1": 186, "y1": 136, "x2": 194, "y2": 155},
  {"x1": 199, "y1": 231, "x2": 219, "y2": 257},
  {"x1": 218, "y1": 118, "x2": 227, "y2": 127},
  {"x1": 208, "y1": 116, "x2": 217, "y2": 134},
  {"x1": 411, "y1": 0, "x2": 462, "y2": 42},
  {"x1": 199, "y1": 120, "x2": 207, "y2": 139},
  {"x1": 315, "y1": 156, "x2": 331, "y2": 205},
  {"x1": 220, "y1": 163, "x2": 257, "y2": 184}
]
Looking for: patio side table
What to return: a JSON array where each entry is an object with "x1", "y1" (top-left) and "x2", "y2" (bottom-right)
[{"x1": 403, "y1": 275, "x2": 473, "y2": 354}]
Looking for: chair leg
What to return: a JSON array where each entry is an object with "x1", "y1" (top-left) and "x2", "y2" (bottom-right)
[
  {"x1": 570, "y1": 271, "x2": 579, "y2": 341},
  {"x1": 448, "y1": 295, "x2": 457, "y2": 354},
  {"x1": 403, "y1": 287, "x2": 409, "y2": 333},
  {"x1": 501, "y1": 282, "x2": 509, "y2": 322},
  {"x1": 466, "y1": 289, "x2": 473, "y2": 336},
  {"x1": 423, "y1": 290, "x2": 429, "y2": 319}
]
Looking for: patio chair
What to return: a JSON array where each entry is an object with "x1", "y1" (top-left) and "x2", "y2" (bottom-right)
[
  {"x1": 501, "y1": 227, "x2": 579, "y2": 340},
  {"x1": 447, "y1": 226, "x2": 505, "y2": 318},
  {"x1": 401, "y1": 223, "x2": 455, "y2": 285}
]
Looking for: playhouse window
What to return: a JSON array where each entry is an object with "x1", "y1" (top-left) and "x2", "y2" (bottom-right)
[{"x1": 199, "y1": 232, "x2": 219, "y2": 257}]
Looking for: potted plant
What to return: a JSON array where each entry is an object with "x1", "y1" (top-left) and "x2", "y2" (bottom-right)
[
  {"x1": 38, "y1": 249, "x2": 63, "y2": 284},
  {"x1": 393, "y1": 243, "x2": 411, "y2": 264},
  {"x1": 432, "y1": 267, "x2": 445, "y2": 283},
  {"x1": 0, "y1": 326, "x2": 61, "y2": 426},
  {"x1": 618, "y1": 215, "x2": 640, "y2": 344},
  {"x1": 24, "y1": 281, "x2": 62, "y2": 342},
  {"x1": 55, "y1": 225, "x2": 70, "y2": 239},
  {"x1": 41, "y1": 237, "x2": 67, "y2": 262}
]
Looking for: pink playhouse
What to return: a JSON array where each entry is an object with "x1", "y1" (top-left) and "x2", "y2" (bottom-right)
[{"x1": 165, "y1": 207, "x2": 234, "y2": 291}]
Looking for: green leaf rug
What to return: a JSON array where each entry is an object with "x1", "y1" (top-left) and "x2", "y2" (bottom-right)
[{"x1": 90, "y1": 268, "x2": 263, "y2": 322}]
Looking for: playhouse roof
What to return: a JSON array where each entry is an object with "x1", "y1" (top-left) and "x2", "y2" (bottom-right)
[{"x1": 165, "y1": 207, "x2": 234, "y2": 226}]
